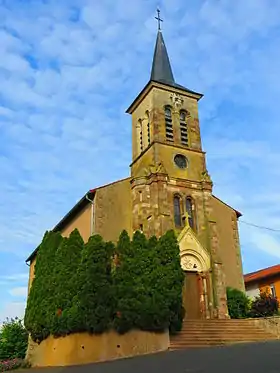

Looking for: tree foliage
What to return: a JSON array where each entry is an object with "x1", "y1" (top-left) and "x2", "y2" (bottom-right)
[
  {"x1": 24, "y1": 231, "x2": 63, "y2": 342},
  {"x1": 113, "y1": 230, "x2": 184, "y2": 334},
  {"x1": 226, "y1": 287, "x2": 250, "y2": 319},
  {"x1": 155, "y1": 230, "x2": 185, "y2": 333},
  {"x1": 25, "y1": 228, "x2": 184, "y2": 341},
  {"x1": 74, "y1": 235, "x2": 114, "y2": 333},
  {"x1": 250, "y1": 291, "x2": 279, "y2": 318},
  {"x1": 112, "y1": 230, "x2": 136, "y2": 333},
  {"x1": 50, "y1": 229, "x2": 84, "y2": 336},
  {"x1": 0, "y1": 318, "x2": 28, "y2": 360}
]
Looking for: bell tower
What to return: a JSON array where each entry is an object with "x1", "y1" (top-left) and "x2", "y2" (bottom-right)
[{"x1": 126, "y1": 12, "x2": 215, "y2": 243}]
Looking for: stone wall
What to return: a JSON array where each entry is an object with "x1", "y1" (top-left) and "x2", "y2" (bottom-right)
[
  {"x1": 211, "y1": 197, "x2": 245, "y2": 292},
  {"x1": 26, "y1": 329, "x2": 170, "y2": 368},
  {"x1": 250, "y1": 316, "x2": 280, "y2": 339},
  {"x1": 94, "y1": 177, "x2": 132, "y2": 241}
]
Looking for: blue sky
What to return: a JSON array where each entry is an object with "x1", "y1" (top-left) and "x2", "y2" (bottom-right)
[{"x1": 1, "y1": 0, "x2": 280, "y2": 323}]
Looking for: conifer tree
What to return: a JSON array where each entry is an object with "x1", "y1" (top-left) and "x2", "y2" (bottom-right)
[
  {"x1": 50, "y1": 229, "x2": 84, "y2": 336},
  {"x1": 129, "y1": 230, "x2": 152, "y2": 330},
  {"x1": 112, "y1": 230, "x2": 135, "y2": 333},
  {"x1": 24, "y1": 231, "x2": 63, "y2": 342},
  {"x1": 75, "y1": 234, "x2": 113, "y2": 333},
  {"x1": 113, "y1": 230, "x2": 170, "y2": 333},
  {"x1": 155, "y1": 230, "x2": 185, "y2": 333}
]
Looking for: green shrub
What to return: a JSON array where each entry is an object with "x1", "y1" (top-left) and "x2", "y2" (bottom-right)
[
  {"x1": 154, "y1": 230, "x2": 185, "y2": 333},
  {"x1": 113, "y1": 230, "x2": 184, "y2": 334},
  {"x1": 50, "y1": 229, "x2": 84, "y2": 336},
  {"x1": 25, "y1": 228, "x2": 184, "y2": 340},
  {"x1": 226, "y1": 287, "x2": 250, "y2": 319},
  {"x1": 112, "y1": 230, "x2": 136, "y2": 333},
  {"x1": 24, "y1": 231, "x2": 63, "y2": 342},
  {"x1": 250, "y1": 291, "x2": 279, "y2": 318},
  {"x1": 0, "y1": 318, "x2": 28, "y2": 360},
  {"x1": 74, "y1": 235, "x2": 114, "y2": 334}
]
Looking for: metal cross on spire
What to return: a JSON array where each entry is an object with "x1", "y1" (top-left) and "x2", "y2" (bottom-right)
[{"x1": 155, "y1": 8, "x2": 163, "y2": 30}]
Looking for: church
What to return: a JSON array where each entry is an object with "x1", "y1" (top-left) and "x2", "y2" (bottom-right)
[{"x1": 26, "y1": 26, "x2": 245, "y2": 320}]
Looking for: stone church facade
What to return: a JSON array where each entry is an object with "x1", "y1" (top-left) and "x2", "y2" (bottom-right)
[{"x1": 26, "y1": 30, "x2": 245, "y2": 320}]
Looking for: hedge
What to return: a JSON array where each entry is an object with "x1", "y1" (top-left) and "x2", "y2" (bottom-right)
[{"x1": 25, "y1": 229, "x2": 184, "y2": 342}]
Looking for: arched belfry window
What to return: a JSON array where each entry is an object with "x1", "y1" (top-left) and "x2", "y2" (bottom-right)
[
  {"x1": 180, "y1": 110, "x2": 189, "y2": 146},
  {"x1": 165, "y1": 106, "x2": 174, "y2": 142},
  {"x1": 146, "y1": 111, "x2": 151, "y2": 146},
  {"x1": 186, "y1": 197, "x2": 195, "y2": 230},
  {"x1": 174, "y1": 195, "x2": 182, "y2": 227}
]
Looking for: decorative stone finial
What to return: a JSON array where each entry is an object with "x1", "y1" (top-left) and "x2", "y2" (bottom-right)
[
  {"x1": 182, "y1": 212, "x2": 190, "y2": 227},
  {"x1": 201, "y1": 169, "x2": 211, "y2": 182}
]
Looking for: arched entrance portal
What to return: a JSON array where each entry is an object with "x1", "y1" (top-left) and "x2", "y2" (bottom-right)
[
  {"x1": 181, "y1": 255, "x2": 211, "y2": 319},
  {"x1": 178, "y1": 224, "x2": 212, "y2": 320}
]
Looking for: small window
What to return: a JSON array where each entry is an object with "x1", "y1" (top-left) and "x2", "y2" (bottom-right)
[
  {"x1": 270, "y1": 284, "x2": 276, "y2": 298},
  {"x1": 165, "y1": 106, "x2": 173, "y2": 142},
  {"x1": 186, "y1": 197, "x2": 195, "y2": 230},
  {"x1": 174, "y1": 154, "x2": 187, "y2": 169},
  {"x1": 180, "y1": 110, "x2": 189, "y2": 146},
  {"x1": 174, "y1": 195, "x2": 182, "y2": 227}
]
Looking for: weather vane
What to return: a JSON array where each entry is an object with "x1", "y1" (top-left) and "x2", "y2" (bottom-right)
[{"x1": 155, "y1": 8, "x2": 163, "y2": 30}]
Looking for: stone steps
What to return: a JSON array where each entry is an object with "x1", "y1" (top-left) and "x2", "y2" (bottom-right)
[{"x1": 170, "y1": 319, "x2": 278, "y2": 350}]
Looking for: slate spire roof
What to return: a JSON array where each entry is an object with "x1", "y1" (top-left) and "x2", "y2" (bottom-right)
[
  {"x1": 150, "y1": 30, "x2": 175, "y2": 85},
  {"x1": 149, "y1": 30, "x2": 201, "y2": 96}
]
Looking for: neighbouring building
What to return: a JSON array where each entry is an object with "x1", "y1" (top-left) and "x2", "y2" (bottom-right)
[
  {"x1": 244, "y1": 264, "x2": 280, "y2": 300},
  {"x1": 26, "y1": 26, "x2": 245, "y2": 320}
]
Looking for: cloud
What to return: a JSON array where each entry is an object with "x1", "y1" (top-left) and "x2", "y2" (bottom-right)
[
  {"x1": 0, "y1": 302, "x2": 26, "y2": 324},
  {"x1": 9, "y1": 287, "x2": 27, "y2": 298},
  {"x1": 0, "y1": 0, "x2": 280, "y2": 318},
  {"x1": 0, "y1": 273, "x2": 29, "y2": 282}
]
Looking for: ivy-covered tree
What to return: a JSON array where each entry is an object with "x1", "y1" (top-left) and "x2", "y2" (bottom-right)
[
  {"x1": 154, "y1": 230, "x2": 185, "y2": 333},
  {"x1": 74, "y1": 235, "x2": 114, "y2": 334},
  {"x1": 50, "y1": 229, "x2": 84, "y2": 336},
  {"x1": 24, "y1": 231, "x2": 63, "y2": 342}
]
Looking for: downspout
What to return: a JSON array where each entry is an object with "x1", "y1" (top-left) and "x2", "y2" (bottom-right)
[{"x1": 85, "y1": 192, "x2": 95, "y2": 236}]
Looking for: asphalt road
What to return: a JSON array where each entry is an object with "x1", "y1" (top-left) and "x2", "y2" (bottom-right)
[{"x1": 22, "y1": 341, "x2": 280, "y2": 373}]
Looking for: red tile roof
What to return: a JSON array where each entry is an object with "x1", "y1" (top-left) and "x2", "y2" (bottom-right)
[{"x1": 244, "y1": 264, "x2": 280, "y2": 284}]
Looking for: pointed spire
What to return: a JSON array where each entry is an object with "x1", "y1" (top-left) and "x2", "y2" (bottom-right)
[
  {"x1": 150, "y1": 30, "x2": 175, "y2": 85},
  {"x1": 126, "y1": 12, "x2": 203, "y2": 114}
]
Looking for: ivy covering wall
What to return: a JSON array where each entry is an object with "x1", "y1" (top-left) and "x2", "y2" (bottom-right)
[{"x1": 24, "y1": 229, "x2": 184, "y2": 343}]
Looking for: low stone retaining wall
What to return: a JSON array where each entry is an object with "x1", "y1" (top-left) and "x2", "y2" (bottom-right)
[
  {"x1": 249, "y1": 316, "x2": 280, "y2": 338},
  {"x1": 26, "y1": 329, "x2": 170, "y2": 367}
]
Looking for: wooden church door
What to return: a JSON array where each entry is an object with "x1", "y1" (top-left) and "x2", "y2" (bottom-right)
[{"x1": 183, "y1": 271, "x2": 203, "y2": 319}]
